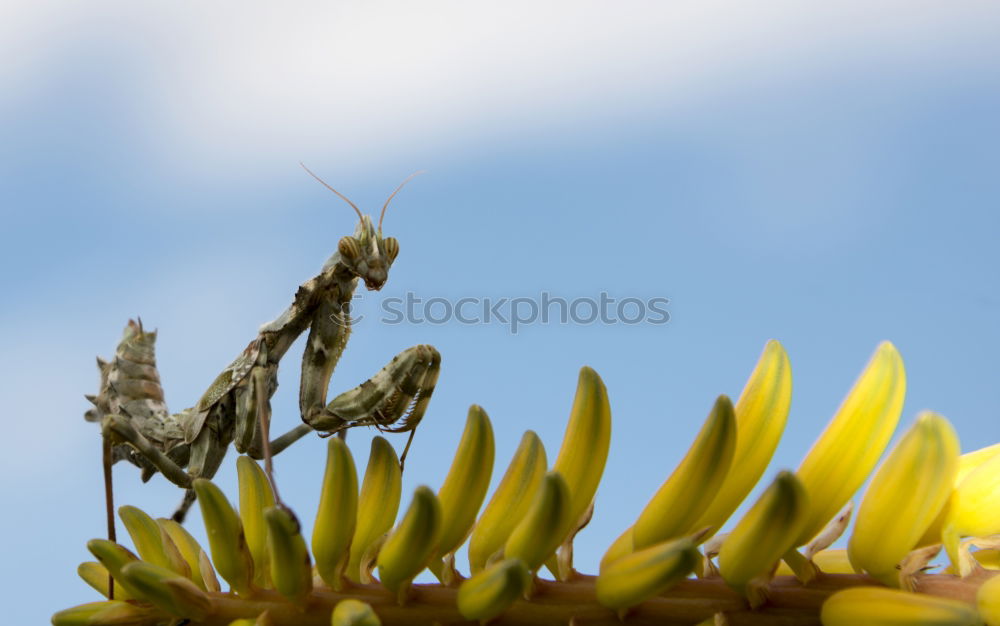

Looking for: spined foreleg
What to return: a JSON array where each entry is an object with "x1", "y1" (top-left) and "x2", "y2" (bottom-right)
[{"x1": 302, "y1": 344, "x2": 441, "y2": 466}]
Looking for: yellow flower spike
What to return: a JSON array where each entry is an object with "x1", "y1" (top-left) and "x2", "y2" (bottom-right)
[
  {"x1": 945, "y1": 450, "x2": 1000, "y2": 576},
  {"x1": 237, "y1": 456, "x2": 276, "y2": 589},
  {"x1": 347, "y1": 436, "x2": 402, "y2": 584},
  {"x1": 504, "y1": 472, "x2": 572, "y2": 572},
  {"x1": 434, "y1": 405, "x2": 495, "y2": 574},
  {"x1": 820, "y1": 586, "x2": 983, "y2": 626},
  {"x1": 77, "y1": 561, "x2": 132, "y2": 600},
  {"x1": 157, "y1": 519, "x2": 211, "y2": 591},
  {"x1": 86, "y1": 539, "x2": 145, "y2": 600},
  {"x1": 118, "y1": 561, "x2": 212, "y2": 620},
  {"x1": 468, "y1": 430, "x2": 547, "y2": 574},
  {"x1": 264, "y1": 507, "x2": 313, "y2": 604},
  {"x1": 849, "y1": 412, "x2": 959, "y2": 586},
  {"x1": 313, "y1": 437, "x2": 359, "y2": 590},
  {"x1": 793, "y1": 341, "x2": 906, "y2": 548},
  {"x1": 118, "y1": 506, "x2": 189, "y2": 577},
  {"x1": 51, "y1": 601, "x2": 162, "y2": 626},
  {"x1": 633, "y1": 395, "x2": 737, "y2": 551},
  {"x1": 376, "y1": 485, "x2": 442, "y2": 600},
  {"x1": 694, "y1": 340, "x2": 792, "y2": 536},
  {"x1": 456, "y1": 558, "x2": 531, "y2": 622},
  {"x1": 332, "y1": 598, "x2": 383, "y2": 626},
  {"x1": 977, "y1": 571, "x2": 1000, "y2": 625},
  {"x1": 595, "y1": 537, "x2": 700, "y2": 613},
  {"x1": 599, "y1": 526, "x2": 634, "y2": 572},
  {"x1": 717, "y1": 471, "x2": 809, "y2": 607},
  {"x1": 193, "y1": 478, "x2": 255, "y2": 596}
]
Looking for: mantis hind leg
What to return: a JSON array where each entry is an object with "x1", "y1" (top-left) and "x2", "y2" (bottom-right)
[
  {"x1": 172, "y1": 490, "x2": 197, "y2": 523},
  {"x1": 102, "y1": 415, "x2": 192, "y2": 490},
  {"x1": 101, "y1": 414, "x2": 202, "y2": 523},
  {"x1": 304, "y1": 344, "x2": 441, "y2": 467}
]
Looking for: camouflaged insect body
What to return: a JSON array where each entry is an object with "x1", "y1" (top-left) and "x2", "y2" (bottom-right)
[
  {"x1": 86, "y1": 320, "x2": 188, "y2": 475},
  {"x1": 87, "y1": 183, "x2": 440, "y2": 522}
]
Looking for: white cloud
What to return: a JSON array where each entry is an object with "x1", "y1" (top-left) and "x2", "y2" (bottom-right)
[{"x1": 3, "y1": 1, "x2": 998, "y2": 176}]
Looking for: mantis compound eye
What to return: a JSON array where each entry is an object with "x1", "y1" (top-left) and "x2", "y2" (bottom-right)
[
  {"x1": 383, "y1": 237, "x2": 399, "y2": 263},
  {"x1": 338, "y1": 236, "x2": 361, "y2": 260}
]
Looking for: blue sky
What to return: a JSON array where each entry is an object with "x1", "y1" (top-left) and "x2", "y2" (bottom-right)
[{"x1": 2, "y1": 2, "x2": 999, "y2": 622}]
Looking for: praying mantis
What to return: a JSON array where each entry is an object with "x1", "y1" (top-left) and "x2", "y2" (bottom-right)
[{"x1": 85, "y1": 165, "x2": 441, "y2": 525}]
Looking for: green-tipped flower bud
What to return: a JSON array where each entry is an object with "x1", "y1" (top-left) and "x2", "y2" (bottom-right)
[
  {"x1": 596, "y1": 537, "x2": 700, "y2": 612},
  {"x1": 435, "y1": 405, "x2": 495, "y2": 562},
  {"x1": 193, "y1": 478, "x2": 255, "y2": 596},
  {"x1": 348, "y1": 437, "x2": 402, "y2": 583},
  {"x1": 118, "y1": 506, "x2": 188, "y2": 577},
  {"x1": 86, "y1": 539, "x2": 145, "y2": 600},
  {"x1": 821, "y1": 586, "x2": 982, "y2": 626},
  {"x1": 313, "y1": 438, "x2": 359, "y2": 590},
  {"x1": 157, "y1": 519, "x2": 213, "y2": 591},
  {"x1": 51, "y1": 601, "x2": 161, "y2": 626},
  {"x1": 265, "y1": 506, "x2": 312, "y2": 604},
  {"x1": 332, "y1": 599, "x2": 382, "y2": 626},
  {"x1": 468, "y1": 430, "x2": 547, "y2": 574},
  {"x1": 77, "y1": 561, "x2": 132, "y2": 600},
  {"x1": 694, "y1": 340, "x2": 792, "y2": 539},
  {"x1": 237, "y1": 456, "x2": 276, "y2": 588},
  {"x1": 599, "y1": 526, "x2": 634, "y2": 572},
  {"x1": 552, "y1": 367, "x2": 612, "y2": 533},
  {"x1": 456, "y1": 558, "x2": 531, "y2": 622},
  {"x1": 376, "y1": 486, "x2": 441, "y2": 599},
  {"x1": 633, "y1": 395, "x2": 736, "y2": 551},
  {"x1": 718, "y1": 471, "x2": 809, "y2": 606},
  {"x1": 118, "y1": 561, "x2": 211, "y2": 619},
  {"x1": 504, "y1": 472, "x2": 571, "y2": 571}
]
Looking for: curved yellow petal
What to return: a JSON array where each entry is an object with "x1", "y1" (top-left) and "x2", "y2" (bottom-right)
[
  {"x1": 695, "y1": 340, "x2": 792, "y2": 535},
  {"x1": 848, "y1": 412, "x2": 959, "y2": 586},
  {"x1": 468, "y1": 430, "x2": 547, "y2": 574},
  {"x1": 794, "y1": 342, "x2": 905, "y2": 547}
]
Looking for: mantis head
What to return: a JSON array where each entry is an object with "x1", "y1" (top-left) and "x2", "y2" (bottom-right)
[
  {"x1": 338, "y1": 216, "x2": 398, "y2": 291},
  {"x1": 301, "y1": 163, "x2": 420, "y2": 291}
]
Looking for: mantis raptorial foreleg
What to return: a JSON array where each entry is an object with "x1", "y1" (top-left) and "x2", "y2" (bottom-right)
[{"x1": 302, "y1": 344, "x2": 441, "y2": 467}]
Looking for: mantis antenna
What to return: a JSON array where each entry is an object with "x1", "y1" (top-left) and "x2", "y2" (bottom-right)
[
  {"x1": 379, "y1": 170, "x2": 426, "y2": 232},
  {"x1": 300, "y1": 162, "x2": 364, "y2": 221}
]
